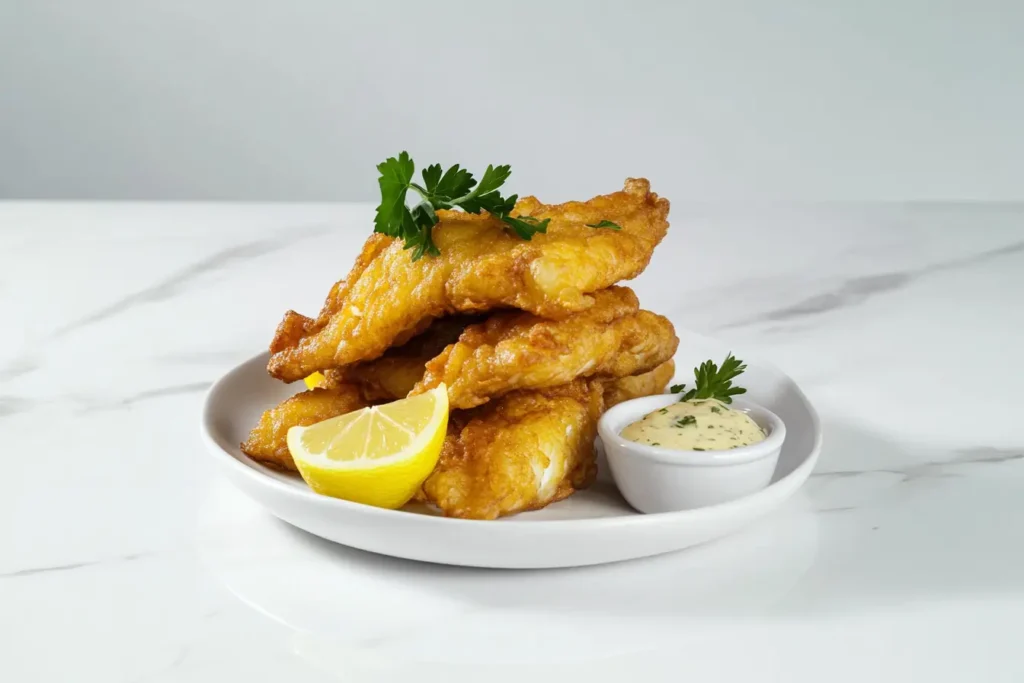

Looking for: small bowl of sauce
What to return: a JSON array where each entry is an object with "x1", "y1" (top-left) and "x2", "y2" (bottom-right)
[{"x1": 598, "y1": 394, "x2": 786, "y2": 513}]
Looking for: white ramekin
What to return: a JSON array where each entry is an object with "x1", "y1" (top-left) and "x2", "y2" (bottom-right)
[{"x1": 598, "y1": 394, "x2": 787, "y2": 513}]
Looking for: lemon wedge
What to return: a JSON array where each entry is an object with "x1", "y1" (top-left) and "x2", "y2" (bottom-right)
[
  {"x1": 287, "y1": 385, "x2": 449, "y2": 509},
  {"x1": 304, "y1": 372, "x2": 325, "y2": 389}
]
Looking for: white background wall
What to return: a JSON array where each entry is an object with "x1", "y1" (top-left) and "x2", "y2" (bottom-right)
[{"x1": 2, "y1": 1, "x2": 1022, "y2": 202}]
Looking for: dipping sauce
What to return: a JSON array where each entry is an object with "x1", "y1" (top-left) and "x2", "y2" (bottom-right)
[{"x1": 620, "y1": 398, "x2": 765, "y2": 451}]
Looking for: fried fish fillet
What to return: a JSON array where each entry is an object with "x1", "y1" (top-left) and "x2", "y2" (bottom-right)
[
  {"x1": 602, "y1": 359, "x2": 676, "y2": 408},
  {"x1": 322, "y1": 314, "x2": 480, "y2": 401},
  {"x1": 421, "y1": 381, "x2": 604, "y2": 520},
  {"x1": 240, "y1": 385, "x2": 368, "y2": 472},
  {"x1": 267, "y1": 179, "x2": 670, "y2": 381},
  {"x1": 412, "y1": 287, "x2": 678, "y2": 409},
  {"x1": 240, "y1": 365, "x2": 674, "y2": 511},
  {"x1": 267, "y1": 237, "x2": 396, "y2": 355}
]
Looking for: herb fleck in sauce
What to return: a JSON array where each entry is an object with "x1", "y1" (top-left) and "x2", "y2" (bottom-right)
[{"x1": 620, "y1": 399, "x2": 765, "y2": 451}]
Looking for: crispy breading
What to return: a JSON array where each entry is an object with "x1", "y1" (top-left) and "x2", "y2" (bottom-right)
[
  {"x1": 323, "y1": 315, "x2": 480, "y2": 401},
  {"x1": 421, "y1": 381, "x2": 604, "y2": 520},
  {"x1": 240, "y1": 363, "x2": 674, "y2": 510},
  {"x1": 602, "y1": 359, "x2": 676, "y2": 408},
  {"x1": 268, "y1": 237, "x2": 394, "y2": 355},
  {"x1": 266, "y1": 179, "x2": 670, "y2": 381},
  {"x1": 240, "y1": 386, "x2": 367, "y2": 472},
  {"x1": 325, "y1": 357, "x2": 424, "y2": 403},
  {"x1": 411, "y1": 287, "x2": 678, "y2": 409}
]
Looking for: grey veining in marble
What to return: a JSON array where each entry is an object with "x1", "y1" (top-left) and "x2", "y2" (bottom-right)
[
  {"x1": 731, "y1": 239, "x2": 1024, "y2": 327},
  {"x1": 0, "y1": 356, "x2": 40, "y2": 381},
  {"x1": 153, "y1": 350, "x2": 249, "y2": 365},
  {"x1": 78, "y1": 382, "x2": 214, "y2": 413},
  {"x1": 814, "y1": 447, "x2": 1024, "y2": 482},
  {"x1": 1, "y1": 202, "x2": 1022, "y2": 682},
  {"x1": 0, "y1": 395, "x2": 30, "y2": 418},
  {"x1": 1, "y1": 551, "x2": 153, "y2": 579},
  {"x1": 50, "y1": 228, "x2": 330, "y2": 338}
]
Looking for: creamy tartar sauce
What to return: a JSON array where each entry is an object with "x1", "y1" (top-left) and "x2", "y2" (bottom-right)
[{"x1": 620, "y1": 398, "x2": 765, "y2": 451}]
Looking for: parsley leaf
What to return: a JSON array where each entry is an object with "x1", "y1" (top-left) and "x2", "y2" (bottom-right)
[
  {"x1": 420, "y1": 164, "x2": 443, "y2": 195},
  {"x1": 406, "y1": 202, "x2": 440, "y2": 259},
  {"x1": 471, "y1": 164, "x2": 512, "y2": 197},
  {"x1": 586, "y1": 220, "x2": 622, "y2": 230},
  {"x1": 502, "y1": 213, "x2": 549, "y2": 240},
  {"x1": 459, "y1": 189, "x2": 516, "y2": 216},
  {"x1": 374, "y1": 152, "x2": 416, "y2": 238},
  {"x1": 373, "y1": 153, "x2": 549, "y2": 259},
  {"x1": 432, "y1": 164, "x2": 476, "y2": 201},
  {"x1": 669, "y1": 383, "x2": 687, "y2": 394},
  {"x1": 677, "y1": 353, "x2": 748, "y2": 404}
]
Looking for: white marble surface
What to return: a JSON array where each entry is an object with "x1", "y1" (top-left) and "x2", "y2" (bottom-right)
[{"x1": 1, "y1": 201, "x2": 1022, "y2": 682}]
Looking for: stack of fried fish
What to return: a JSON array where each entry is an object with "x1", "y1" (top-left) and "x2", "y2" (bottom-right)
[{"x1": 241, "y1": 178, "x2": 679, "y2": 519}]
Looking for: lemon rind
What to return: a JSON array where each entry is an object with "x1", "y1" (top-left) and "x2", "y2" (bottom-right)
[{"x1": 286, "y1": 385, "x2": 448, "y2": 471}]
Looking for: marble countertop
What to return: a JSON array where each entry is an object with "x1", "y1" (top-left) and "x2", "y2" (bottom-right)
[{"x1": 1, "y1": 202, "x2": 1022, "y2": 682}]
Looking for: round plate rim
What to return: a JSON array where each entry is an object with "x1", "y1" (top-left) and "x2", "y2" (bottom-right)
[{"x1": 201, "y1": 342, "x2": 822, "y2": 531}]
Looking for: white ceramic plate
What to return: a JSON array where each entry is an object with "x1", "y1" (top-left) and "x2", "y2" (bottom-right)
[{"x1": 201, "y1": 327, "x2": 822, "y2": 569}]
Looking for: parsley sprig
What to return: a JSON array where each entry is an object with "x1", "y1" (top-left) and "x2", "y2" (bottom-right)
[
  {"x1": 669, "y1": 353, "x2": 748, "y2": 404},
  {"x1": 373, "y1": 152, "x2": 550, "y2": 260},
  {"x1": 373, "y1": 152, "x2": 625, "y2": 260}
]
